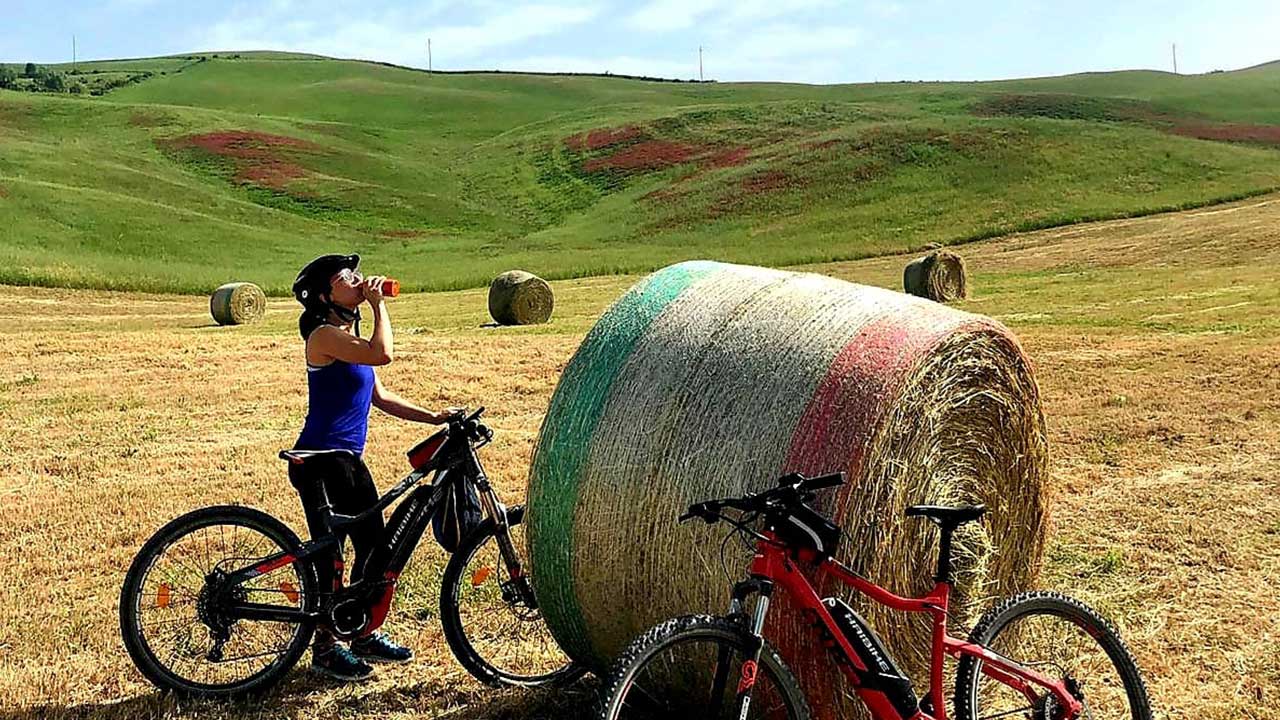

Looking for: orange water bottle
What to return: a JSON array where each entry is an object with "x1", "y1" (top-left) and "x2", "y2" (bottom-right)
[{"x1": 381, "y1": 278, "x2": 400, "y2": 297}]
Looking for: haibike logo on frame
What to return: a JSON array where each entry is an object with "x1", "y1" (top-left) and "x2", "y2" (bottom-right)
[{"x1": 389, "y1": 499, "x2": 419, "y2": 543}]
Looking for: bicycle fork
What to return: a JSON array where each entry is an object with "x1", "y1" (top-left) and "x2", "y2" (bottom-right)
[
  {"x1": 474, "y1": 472, "x2": 537, "y2": 608},
  {"x1": 716, "y1": 578, "x2": 775, "y2": 720}
]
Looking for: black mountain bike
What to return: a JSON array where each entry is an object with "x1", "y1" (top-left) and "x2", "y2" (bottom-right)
[{"x1": 120, "y1": 407, "x2": 583, "y2": 697}]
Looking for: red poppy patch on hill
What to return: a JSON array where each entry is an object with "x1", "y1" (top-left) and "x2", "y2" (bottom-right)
[
  {"x1": 1173, "y1": 122, "x2": 1280, "y2": 145},
  {"x1": 159, "y1": 131, "x2": 323, "y2": 190},
  {"x1": 582, "y1": 140, "x2": 702, "y2": 172}
]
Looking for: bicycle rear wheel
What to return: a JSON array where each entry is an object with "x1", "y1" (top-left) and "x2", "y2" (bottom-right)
[
  {"x1": 955, "y1": 591, "x2": 1152, "y2": 720},
  {"x1": 119, "y1": 505, "x2": 317, "y2": 697},
  {"x1": 601, "y1": 615, "x2": 809, "y2": 720}
]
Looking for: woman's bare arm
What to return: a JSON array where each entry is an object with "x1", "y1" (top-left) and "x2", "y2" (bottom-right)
[{"x1": 372, "y1": 374, "x2": 458, "y2": 423}]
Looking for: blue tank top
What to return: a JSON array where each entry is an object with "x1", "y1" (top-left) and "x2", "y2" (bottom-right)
[{"x1": 295, "y1": 360, "x2": 375, "y2": 454}]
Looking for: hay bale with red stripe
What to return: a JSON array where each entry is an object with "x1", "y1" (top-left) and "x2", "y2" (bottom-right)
[{"x1": 525, "y1": 261, "x2": 1047, "y2": 719}]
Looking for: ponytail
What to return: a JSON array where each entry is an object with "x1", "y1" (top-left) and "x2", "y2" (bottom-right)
[{"x1": 298, "y1": 308, "x2": 328, "y2": 340}]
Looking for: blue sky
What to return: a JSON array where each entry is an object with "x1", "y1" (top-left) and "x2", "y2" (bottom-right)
[{"x1": 6, "y1": 1, "x2": 1279, "y2": 83}]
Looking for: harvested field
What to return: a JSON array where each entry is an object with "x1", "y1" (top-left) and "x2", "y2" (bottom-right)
[{"x1": 2, "y1": 195, "x2": 1280, "y2": 718}]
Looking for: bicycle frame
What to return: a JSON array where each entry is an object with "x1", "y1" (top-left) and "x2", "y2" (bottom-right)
[
  {"x1": 740, "y1": 532, "x2": 1083, "y2": 720},
  {"x1": 218, "y1": 429, "x2": 522, "y2": 638}
]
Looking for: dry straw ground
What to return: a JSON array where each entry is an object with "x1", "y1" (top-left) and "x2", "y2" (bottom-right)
[{"x1": 2, "y1": 195, "x2": 1278, "y2": 720}]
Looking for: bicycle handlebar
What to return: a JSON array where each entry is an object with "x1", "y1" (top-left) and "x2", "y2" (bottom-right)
[
  {"x1": 678, "y1": 471, "x2": 845, "y2": 524},
  {"x1": 447, "y1": 406, "x2": 493, "y2": 444}
]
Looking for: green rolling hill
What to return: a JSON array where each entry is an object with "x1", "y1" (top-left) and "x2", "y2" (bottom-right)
[{"x1": 2, "y1": 52, "x2": 1279, "y2": 293}]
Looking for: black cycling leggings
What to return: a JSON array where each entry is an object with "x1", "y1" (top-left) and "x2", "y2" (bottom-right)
[{"x1": 287, "y1": 452, "x2": 385, "y2": 594}]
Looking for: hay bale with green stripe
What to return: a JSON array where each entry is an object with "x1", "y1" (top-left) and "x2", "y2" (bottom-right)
[
  {"x1": 488, "y1": 270, "x2": 553, "y2": 325},
  {"x1": 209, "y1": 282, "x2": 266, "y2": 325},
  {"x1": 904, "y1": 249, "x2": 968, "y2": 302},
  {"x1": 525, "y1": 261, "x2": 1046, "y2": 719}
]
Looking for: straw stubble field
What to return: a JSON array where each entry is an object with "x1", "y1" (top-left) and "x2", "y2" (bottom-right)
[{"x1": 1, "y1": 195, "x2": 1278, "y2": 719}]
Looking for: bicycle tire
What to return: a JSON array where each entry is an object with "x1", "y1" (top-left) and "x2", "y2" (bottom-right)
[
  {"x1": 439, "y1": 506, "x2": 584, "y2": 687},
  {"x1": 954, "y1": 591, "x2": 1152, "y2": 720},
  {"x1": 119, "y1": 505, "x2": 318, "y2": 697},
  {"x1": 600, "y1": 614, "x2": 810, "y2": 720}
]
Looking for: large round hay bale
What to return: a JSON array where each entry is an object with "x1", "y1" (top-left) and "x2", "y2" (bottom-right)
[
  {"x1": 209, "y1": 282, "x2": 266, "y2": 325},
  {"x1": 526, "y1": 261, "x2": 1046, "y2": 720},
  {"x1": 488, "y1": 270, "x2": 553, "y2": 325},
  {"x1": 904, "y1": 249, "x2": 968, "y2": 302}
]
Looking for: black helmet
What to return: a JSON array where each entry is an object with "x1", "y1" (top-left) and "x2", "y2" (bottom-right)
[{"x1": 292, "y1": 253, "x2": 360, "y2": 308}]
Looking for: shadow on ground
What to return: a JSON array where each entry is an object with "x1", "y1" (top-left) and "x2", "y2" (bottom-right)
[{"x1": 1, "y1": 673, "x2": 601, "y2": 720}]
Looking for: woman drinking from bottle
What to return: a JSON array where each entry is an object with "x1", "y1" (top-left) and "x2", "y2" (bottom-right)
[{"x1": 288, "y1": 253, "x2": 460, "y2": 682}]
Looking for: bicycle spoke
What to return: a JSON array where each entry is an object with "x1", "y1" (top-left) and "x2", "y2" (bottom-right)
[
  {"x1": 129, "y1": 516, "x2": 310, "y2": 691},
  {"x1": 978, "y1": 707, "x2": 1035, "y2": 720},
  {"x1": 448, "y1": 521, "x2": 574, "y2": 681}
]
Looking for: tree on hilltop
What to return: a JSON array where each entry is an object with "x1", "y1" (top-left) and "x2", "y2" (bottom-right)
[
  {"x1": 24, "y1": 63, "x2": 37, "y2": 77},
  {"x1": 39, "y1": 71, "x2": 65, "y2": 92}
]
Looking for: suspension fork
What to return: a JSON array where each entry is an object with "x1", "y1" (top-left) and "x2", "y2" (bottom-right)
[
  {"x1": 467, "y1": 448, "x2": 534, "y2": 603},
  {"x1": 713, "y1": 578, "x2": 774, "y2": 719}
]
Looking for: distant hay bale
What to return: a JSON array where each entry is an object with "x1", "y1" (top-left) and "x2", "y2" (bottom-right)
[
  {"x1": 488, "y1": 270, "x2": 553, "y2": 325},
  {"x1": 904, "y1": 249, "x2": 968, "y2": 302},
  {"x1": 209, "y1": 282, "x2": 266, "y2": 325},
  {"x1": 526, "y1": 261, "x2": 1046, "y2": 720}
]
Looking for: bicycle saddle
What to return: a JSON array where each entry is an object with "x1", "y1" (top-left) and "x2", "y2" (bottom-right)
[
  {"x1": 905, "y1": 504, "x2": 987, "y2": 528},
  {"x1": 278, "y1": 448, "x2": 358, "y2": 465}
]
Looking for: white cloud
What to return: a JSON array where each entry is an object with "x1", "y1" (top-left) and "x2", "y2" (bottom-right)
[
  {"x1": 625, "y1": 0, "x2": 842, "y2": 32},
  {"x1": 720, "y1": 23, "x2": 862, "y2": 62},
  {"x1": 502, "y1": 23, "x2": 862, "y2": 84},
  {"x1": 195, "y1": 2, "x2": 600, "y2": 67},
  {"x1": 625, "y1": 0, "x2": 726, "y2": 32}
]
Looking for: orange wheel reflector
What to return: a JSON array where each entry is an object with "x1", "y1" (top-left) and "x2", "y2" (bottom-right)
[
  {"x1": 470, "y1": 567, "x2": 494, "y2": 587},
  {"x1": 280, "y1": 581, "x2": 299, "y2": 603},
  {"x1": 156, "y1": 583, "x2": 172, "y2": 608}
]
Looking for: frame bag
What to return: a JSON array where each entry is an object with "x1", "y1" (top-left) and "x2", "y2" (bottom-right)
[{"x1": 432, "y1": 475, "x2": 483, "y2": 553}]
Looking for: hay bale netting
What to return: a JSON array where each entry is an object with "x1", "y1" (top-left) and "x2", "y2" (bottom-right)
[
  {"x1": 526, "y1": 261, "x2": 1047, "y2": 719},
  {"x1": 209, "y1": 282, "x2": 266, "y2": 325},
  {"x1": 488, "y1": 270, "x2": 553, "y2": 325},
  {"x1": 904, "y1": 249, "x2": 968, "y2": 302}
]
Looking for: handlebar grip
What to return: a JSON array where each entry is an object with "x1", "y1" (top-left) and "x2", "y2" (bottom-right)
[
  {"x1": 680, "y1": 501, "x2": 721, "y2": 524},
  {"x1": 801, "y1": 472, "x2": 845, "y2": 491}
]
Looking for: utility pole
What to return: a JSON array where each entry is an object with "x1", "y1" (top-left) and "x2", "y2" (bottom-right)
[
  {"x1": 1172, "y1": 43, "x2": 1178, "y2": 74},
  {"x1": 699, "y1": 46, "x2": 703, "y2": 81},
  {"x1": 428, "y1": 38, "x2": 432, "y2": 74},
  {"x1": 72, "y1": 35, "x2": 76, "y2": 72}
]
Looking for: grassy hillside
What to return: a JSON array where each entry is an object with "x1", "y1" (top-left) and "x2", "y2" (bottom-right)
[{"x1": 2, "y1": 54, "x2": 1280, "y2": 293}]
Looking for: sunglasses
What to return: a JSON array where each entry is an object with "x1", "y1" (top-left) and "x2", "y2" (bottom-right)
[{"x1": 332, "y1": 268, "x2": 363, "y2": 286}]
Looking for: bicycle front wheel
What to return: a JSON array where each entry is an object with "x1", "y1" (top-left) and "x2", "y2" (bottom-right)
[
  {"x1": 955, "y1": 591, "x2": 1152, "y2": 720},
  {"x1": 440, "y1": 506, "x2": 583, "y2": 687},
  {"x1": 601, "y1": 615, "x2": 810, "y2": 720}
]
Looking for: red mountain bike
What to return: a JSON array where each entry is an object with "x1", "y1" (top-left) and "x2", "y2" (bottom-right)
[{"x1": 600, "y1": 472, "x2": 1151, "y2": 720}]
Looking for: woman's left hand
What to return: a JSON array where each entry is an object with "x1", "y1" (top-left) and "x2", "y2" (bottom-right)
[{"x1": 432, "y1": 406, "x2": 466, "y2": 424}]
